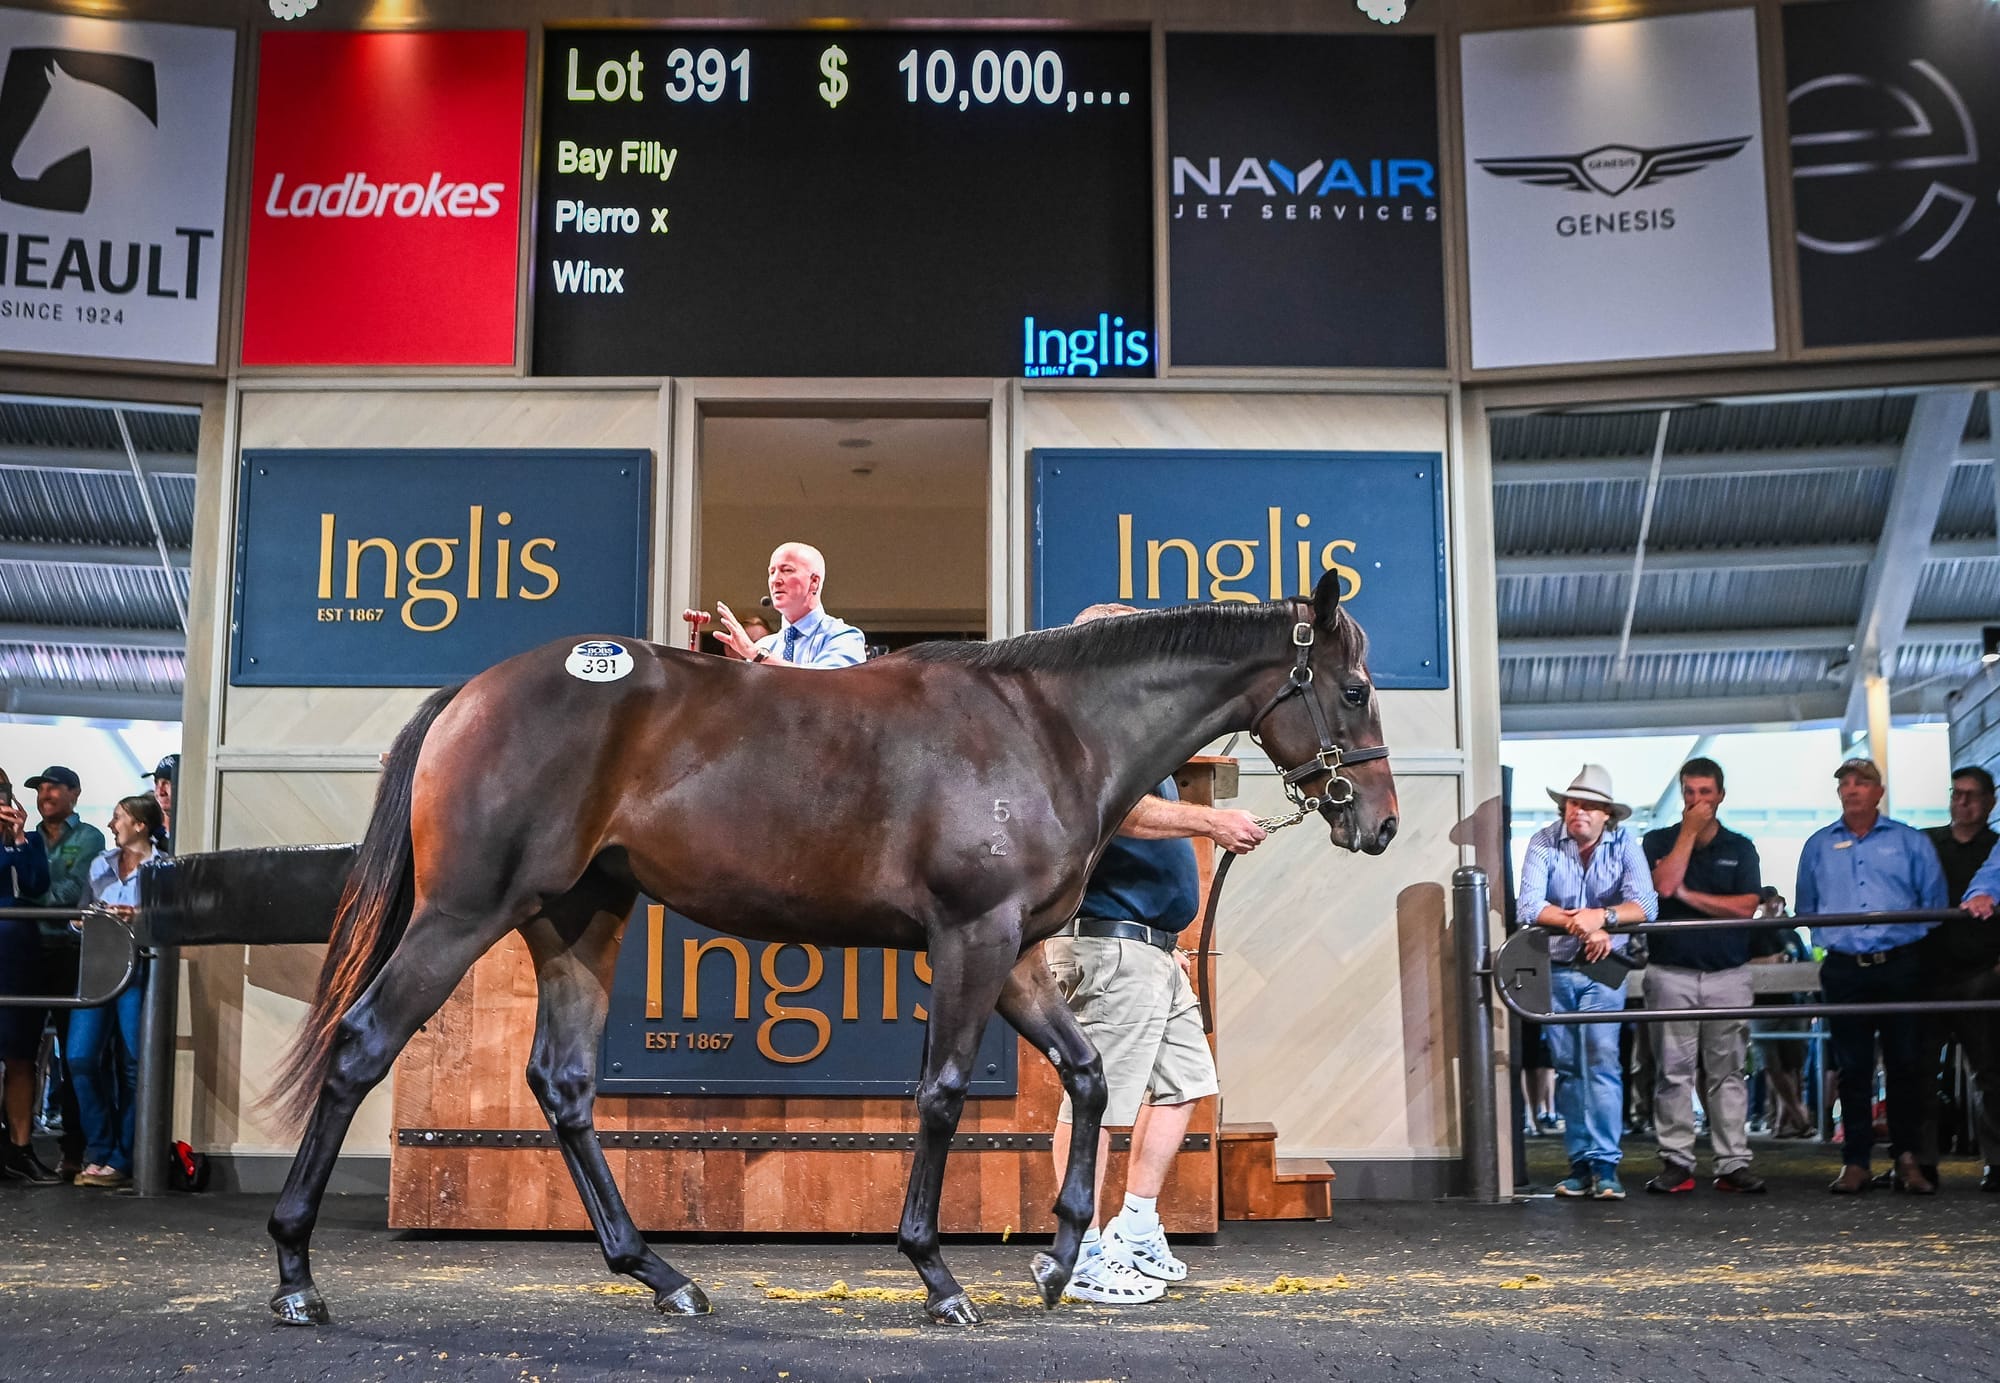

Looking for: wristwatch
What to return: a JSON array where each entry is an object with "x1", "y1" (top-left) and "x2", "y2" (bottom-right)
[
  {"x1": 752, "y1": 649, "x2": 770, "y2": 664},
  {"x1": 1601, "y1": 907, "x2": 1616, "y2": 929}
]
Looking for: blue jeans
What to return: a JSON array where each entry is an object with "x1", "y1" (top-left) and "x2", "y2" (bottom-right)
[
  {"x1": 1545, "y1": 967, "x2": 1628, "y2": 1174},
  {"x1": 69, "y1": 974, "x2": 144, "y2": 1173}
]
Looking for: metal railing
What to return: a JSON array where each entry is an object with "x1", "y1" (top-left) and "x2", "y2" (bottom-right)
[
  {"x1": 1450, "y1": 867, "x2": 2000, "y2": 1205},
  {"x1": 0, "y1": 903, "x2": 171, "y2": 1196}
]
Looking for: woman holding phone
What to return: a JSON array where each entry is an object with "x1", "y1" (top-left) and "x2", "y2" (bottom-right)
[{"x1": 68, "y1": 793, "x2": 166, "y2": 1189}]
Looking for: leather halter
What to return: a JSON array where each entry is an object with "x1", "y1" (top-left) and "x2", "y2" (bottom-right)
[
  {"x1": 1244, "y1": 619, "x2": 1391, "y2": 816},
  {"x1": 1192, "y1": 617, "x2": 1393, "y2": 1033}
]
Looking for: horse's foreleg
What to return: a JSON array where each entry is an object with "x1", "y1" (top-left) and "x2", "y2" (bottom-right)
[
  {"x1": 996, "y1": 950, "x2": 1106, "y2": 1308},
  {"x1": 269, "y1": 910, "x2": 497, "y2": 1325},
  {"x1": 521, "y1": 908, "x2": 709, "y2": 1317},
  {"x1": 898, "y1": 925, "x2": 1017, "y2": 1326}
]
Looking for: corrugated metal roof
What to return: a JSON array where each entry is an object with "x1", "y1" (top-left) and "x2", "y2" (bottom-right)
[
  {"x1": 0, "y1": 563, "x2": 187, "y2": 629},
  {"x1": 0, "y1": 400, "x2": 193, "y2": 721},
  {"x1": 1497, "y1": 388, "x2": 1998, "y2": 735}
]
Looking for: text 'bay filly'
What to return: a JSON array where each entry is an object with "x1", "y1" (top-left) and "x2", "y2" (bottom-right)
[{"x1": 264, "y1": 570, "x2": 1398, "y2": 1327}]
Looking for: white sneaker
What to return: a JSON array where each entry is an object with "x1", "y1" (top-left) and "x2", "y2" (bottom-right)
[
  {"x1": 1062, "y1": 1239, "x2": 1166, "y2": 1304},
  {"x1": 1104, "y1": 1215, "x2": 1187, "y2": 1282}
]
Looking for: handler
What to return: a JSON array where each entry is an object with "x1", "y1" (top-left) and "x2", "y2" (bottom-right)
[
  {"x1": 1047, "y1": 602, "x2": 1269, "y2": 1304},
  {"x1": 711, "y1": 541, "x2": 866, "y2": 668}
]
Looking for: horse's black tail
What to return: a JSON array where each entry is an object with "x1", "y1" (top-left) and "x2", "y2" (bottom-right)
[{"x1": 266, "y1": 683, "x2": 462, "y2": 1130}]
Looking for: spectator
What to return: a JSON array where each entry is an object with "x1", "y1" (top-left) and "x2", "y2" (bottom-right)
[
  {"x1": 0, "y1": 767, "x2": 54, "y2": 1183},
  {"x1": 69, "y1": 794, "x2": 167, "y2": 1189},
  {"x1": 1517, "y1": 765, "x2": 1659, "y2": 1200},
  {"x1": 711, "y1": 542, "x2": 866, "y2": 668},
  {"x1": 1797, "y1": 757, "x2": 1947, "y2": 1195},
  {"x1": 1747, "y1": 890, "x2": 1816, "y2": 1140},
  {"x1": 1641, "y1": 757, "x2": 1767, "y2": 1194},
  {"x1": 1952, "y1": 816, "x2": 2000, "y2": 1191},
  {"x1": 147, "y1": 753, "x2": 178, "y2": 851},
  {"x1": 25, "y1": 765, "x2": 102, "y2": 1183}
]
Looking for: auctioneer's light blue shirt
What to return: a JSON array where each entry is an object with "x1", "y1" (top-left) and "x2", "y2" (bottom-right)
[{"x1": 753, "y1": 606, "x2": 866, "y2": 669}]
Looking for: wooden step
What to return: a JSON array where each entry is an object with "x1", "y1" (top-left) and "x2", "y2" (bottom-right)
[{"x1": 1220, "y1": 1122, "x2": 1333, "y2": 1221}]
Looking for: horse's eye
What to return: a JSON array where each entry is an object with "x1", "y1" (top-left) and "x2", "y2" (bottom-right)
[{"x1": 1343, "y1": 685, "x2": 1368, "y2": 707}]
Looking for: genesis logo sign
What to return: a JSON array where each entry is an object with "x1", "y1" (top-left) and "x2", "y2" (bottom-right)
[
  {"x1": 1476, "y1": 136, "x2": 1748, "y2": 239},
  {"x1": 1789, "y1": 60, "x2": 1980, "y2": 263},
  {"x1": 0, "y1": 47, "x2": 157, "y2": 213},
  {"x1": 1476, "y1": 137, "x2": 1749, "y2": 197}
]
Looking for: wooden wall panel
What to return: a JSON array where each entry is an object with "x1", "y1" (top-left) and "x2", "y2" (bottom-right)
[{"x1": 1214, "y1": 773, "x2": 1461, "y2": 1160}]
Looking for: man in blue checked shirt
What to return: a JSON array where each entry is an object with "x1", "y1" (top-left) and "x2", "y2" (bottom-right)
[
  {"x1": 1797, "y1": 757, "x2": 1949, "y2": 1196},
  {"x1": 1517, "y1": 765, "x2": 1659, "y2": 1201},
  {"x1": 712, "y1": 541, "x2": 867, "y2": 669}
]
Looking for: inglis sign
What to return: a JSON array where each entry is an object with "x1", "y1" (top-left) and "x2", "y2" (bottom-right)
[
  {"x1": 242, "y1": 30, "x2": 526, "y2": 367},
  {"x1": 0, "y1": 10, "x2": 234, "y2": 365},
  {"x1": 231, "y1": 449, "x2": 650, "y2": 687}
]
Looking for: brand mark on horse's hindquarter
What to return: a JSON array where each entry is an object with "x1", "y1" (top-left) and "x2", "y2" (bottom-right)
[{"x1": 987, "y1": 833, "x2": 1010, "y2": 857}]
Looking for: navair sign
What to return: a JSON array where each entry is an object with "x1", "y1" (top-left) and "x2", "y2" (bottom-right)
[
  {"x1": 242, "y1": 30, "x2": 525, "y2": 367},
  {"x1": 0, "y1": 9, "x2": 234, "y2": 366}
]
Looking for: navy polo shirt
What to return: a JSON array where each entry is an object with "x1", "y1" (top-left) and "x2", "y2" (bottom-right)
[
  {"x1": 1642, "y1": 823, "x2": 1765, "y2": 970},
  {"x1": 1079, "y1": 780, "x2": 1202, "y2": 934}
]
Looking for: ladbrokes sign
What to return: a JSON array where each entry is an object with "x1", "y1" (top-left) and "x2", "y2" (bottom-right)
[
  {"x1": 0, "y1": 10, "x2": 233, "y2": 365},
  {"x1": 242, "y1": 30, "x2": 525, "y2": 366}
]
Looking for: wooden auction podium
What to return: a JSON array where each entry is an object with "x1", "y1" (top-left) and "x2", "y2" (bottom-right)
[{"x1": 388, "y1": 759, "x2": 1234, "y2": 1235}]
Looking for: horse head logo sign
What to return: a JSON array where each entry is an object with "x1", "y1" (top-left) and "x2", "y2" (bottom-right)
[
  {"x1": 0, "y1": 47, "x2": 159, "y2": 214},
  {"x1": 1789, "y1": 60, "x2": 1981, "y2": 263},
  {"x1": 1477, "y1": 137, "x2": 1750, "y2": 198}
]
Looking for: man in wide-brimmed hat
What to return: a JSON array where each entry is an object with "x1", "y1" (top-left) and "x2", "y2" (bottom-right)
[{"x1": 1517, "y1": 764, "x2": 1658, "y2": 1200}]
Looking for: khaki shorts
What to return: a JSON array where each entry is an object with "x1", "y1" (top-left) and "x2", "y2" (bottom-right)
[{"x1": 1045, "y1": 933, "x2": 1218, "y2": 1127}]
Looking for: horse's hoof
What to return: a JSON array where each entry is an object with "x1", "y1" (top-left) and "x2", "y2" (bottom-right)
[
  {"x1": 270, "y1": 1287, "x2": 329, "y2": 1326},
  {"x1": 1030, "y1": 1252, "x2": 1068, "y2": 1309},
  {"x1": 655, "y1": 1281, "x2": 711, "y2": 1316},
  {"x1": 926, "y1": 1291, "x2": 983, "y2": 1326}
]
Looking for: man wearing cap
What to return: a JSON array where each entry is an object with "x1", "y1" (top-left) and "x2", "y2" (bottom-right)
[
  {"x1": 0, "y1": 766, "x2": 53, "y2": 1182},
  {"x1": 1517, "y1": 765, "x2": 1659, "y2": 1200},
  {"x1": 1797, "y1": 757, "x2": 1948, "y2": 1195},
  {"x1": 25, "y1": 766, "x2": 104, "y2": 1183},
  {"x1": 148, "y1": 754, "x2": 178, "y2": 850},
  {"x1": 710, "y1": 542, "x2": 866, "y2": 669}
]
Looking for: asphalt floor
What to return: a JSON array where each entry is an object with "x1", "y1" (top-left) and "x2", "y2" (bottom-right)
[{"x1": 3, "y1": 1132, "x2": 1999, "y2": 1382}]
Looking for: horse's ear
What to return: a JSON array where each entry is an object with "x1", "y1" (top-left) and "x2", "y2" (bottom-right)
[{"x1": 1310, "y1": 566, "x2": 1344, "y2": 624}]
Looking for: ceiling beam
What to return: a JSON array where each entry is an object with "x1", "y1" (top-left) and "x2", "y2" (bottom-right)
[
  {"x1": 0, "y1": 541, "x2": 189, "y2": 568},
  {"x1": 0, "y1": 443, "x2": 195, "y2": 477},
  {"x1": 0, "y1": 685, "x2": 184, "y2": 723},
  {"x1": 1496, "y1": 537, "x2": 1993, "y2": 578},
  {"x1": 0, "y1": 622, "x2": 186, "y2": 651},
  {"x1": 1500, "y1": 619, "x2": 1986, "y2": 660},
  {"x1": 1841, "y1": 390, "x2": 1977, "y2": 733},
  {"x1": 1503, "y1": 692, "x2": 1848, "y2": 737},
  {"x1": 1493, "y1": 440, "x2": 1986, "y2": 485}
]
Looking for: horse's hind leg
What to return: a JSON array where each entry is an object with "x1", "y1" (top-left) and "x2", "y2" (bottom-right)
[
  {"x1": 995, "y1": 950, "x2": 1107, "y2": 1308},
  {"x1": 521, "y1": 888, "x2": 709, "y2": 1316},
  {"x1": 270, "y1": 909, "x2": 505, "y2": 1325},
  {"x1": 897, "y1": 922, "x2": 1018, "y2": 1326}
]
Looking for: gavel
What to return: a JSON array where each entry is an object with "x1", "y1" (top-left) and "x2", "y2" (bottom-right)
[{"x1": 680, "y1": 608, "x2": 712, "y2": 650}]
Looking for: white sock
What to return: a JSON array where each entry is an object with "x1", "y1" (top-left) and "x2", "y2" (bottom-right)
[
  {"x1": 1120, "y1": 1191, "x2": 1159, "y2": 1226},
  {"x1": 1082, "y1": 1226, "x2": 1101, "y2": 1248}
]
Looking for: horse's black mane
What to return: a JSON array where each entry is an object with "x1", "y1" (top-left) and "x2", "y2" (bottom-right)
[{"x1": 897, "y1": 600, "x2": 1367, "y2": 675}]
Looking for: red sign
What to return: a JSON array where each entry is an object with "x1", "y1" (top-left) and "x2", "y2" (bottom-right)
[{"x1": 243, "y1": 31, "x2": 526, "y2": 366}]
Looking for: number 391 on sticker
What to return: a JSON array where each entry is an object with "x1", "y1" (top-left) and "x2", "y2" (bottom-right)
[{"x1": 565, "y1": 639, "x2": 634, "y2": 682}]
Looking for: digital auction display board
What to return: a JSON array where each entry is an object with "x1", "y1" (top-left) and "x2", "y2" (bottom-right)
[{"x1": 534, "y1": 30, "x2": 1153, "y2": 378}]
